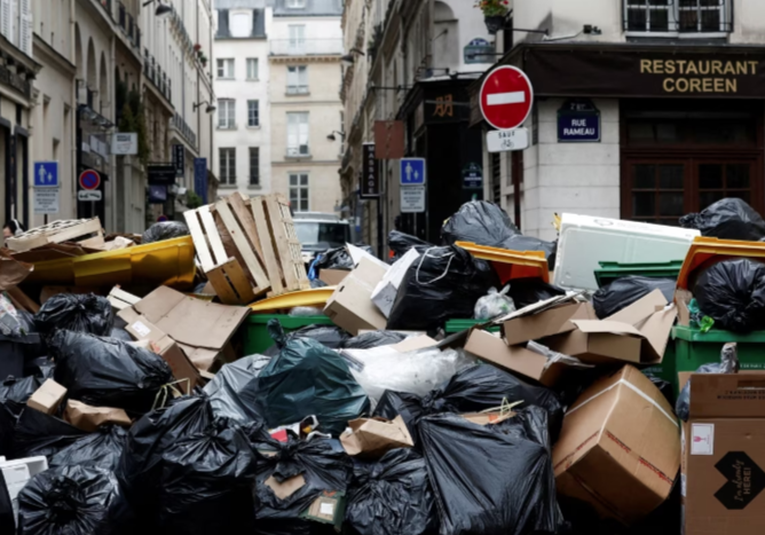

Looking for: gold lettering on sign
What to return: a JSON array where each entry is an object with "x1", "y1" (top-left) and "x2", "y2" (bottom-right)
[
  {"x1": 433, "y1": 95, "x2": 454, "y2": 118},
  {"x1": 642, "y1": 57, "x2": 760, "y2": 94}
]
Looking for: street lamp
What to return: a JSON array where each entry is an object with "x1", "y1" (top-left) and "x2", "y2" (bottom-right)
[
  {"x1": 327, "y1": 131, "x2": 345, "y2": 141},
  {"x1": 341, "y1": 48, "x2": 365, "y2": 65},
  {"x1": 143, "y1": 0, "x2": 173, "y2": 17},
  {"x1": 193, "y1": 101, "x2": 216, "y2": 113}
]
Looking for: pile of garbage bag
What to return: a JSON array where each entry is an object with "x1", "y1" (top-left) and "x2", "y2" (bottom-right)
[{"x1": 680, "y1": 197, "x2": 765, "y2": 241}]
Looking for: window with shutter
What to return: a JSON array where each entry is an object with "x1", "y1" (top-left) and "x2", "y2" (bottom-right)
[
  {"x1": 1, "y1": 0, "x2": 10, "y2": 40},
  {"x1": 19, "y1": 0, "x2": 31, "y2": 56}
]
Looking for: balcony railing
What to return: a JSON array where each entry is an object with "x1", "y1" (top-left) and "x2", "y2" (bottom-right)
[
  {"x1": 171, "y1": 113, "x2": 197, "y2": 149},
  {"x1": 286, "y1": 85, "x2": 309, "y2": 95},
  {"x1": 118, "y1": 1, "x2": 126, "y2": 30},
  {"x1": 270, "y1": 39, "x2": 343, "y2": 56}
]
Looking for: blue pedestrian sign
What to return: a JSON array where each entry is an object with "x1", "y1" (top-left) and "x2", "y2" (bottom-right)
[
  {"x1": 400, "y1": 158, "x2": 426, "y2": 186},
  {"x1": 34, "y1": 161, "x2": 59, "y2": 188}
]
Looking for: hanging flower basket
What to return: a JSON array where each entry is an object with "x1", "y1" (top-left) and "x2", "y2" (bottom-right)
[
  {"x1": 484, "y1": 15, "x2": 505, "y2": 34},
  {"x1": 474, "y1": 0, "x2": 509, "y2": 34}
]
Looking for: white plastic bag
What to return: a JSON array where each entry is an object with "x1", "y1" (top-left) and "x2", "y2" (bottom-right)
[{"x1": 473, "y1": 285, "x2": 515, "y2": 320}]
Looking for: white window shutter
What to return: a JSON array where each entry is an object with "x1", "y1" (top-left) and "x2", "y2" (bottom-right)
[
  {"x1": 0, "y1": 0, "x2": 10, "y2": 40},
  {"x1": 19, "y1": 0, "x2": 31, "y2": 55}
]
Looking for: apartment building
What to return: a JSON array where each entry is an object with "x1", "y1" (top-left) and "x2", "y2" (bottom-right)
[
  {"x1": 472, "y1": 1, "x2": 765, "y2": 242},
  {"x1": 213, "y1": 0, "x2": 271, "y2": 198}
]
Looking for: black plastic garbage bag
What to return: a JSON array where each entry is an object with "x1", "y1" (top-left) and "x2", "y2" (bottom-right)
[
  {"x1": 49, "y1": 425, "x2": 128, "y2": 471},
  {"x1": 34, "y1": 293, "x2": 113, "y2": 338},
  {"x1": 419, "y1": 413, "x2": 562, "y2": 535},
  {"x1": 314, "y1": 244, "x2": 375, "y2": 271},
  {"x1": 388, "y1": 231, "x2": 432, "y2": 261},
  {"x1": 17, "y1": 465, "x2": 118, "y2": 535},
  {"x1": 141, "y1": 221, "x2": 189, "y2": 244},
  {"x1": 0, "y1": 375, "x2": 42, "y2": 403},
  {"x1": 506, "y1": 278, "x2": 566, "y2": 309},
  {"x1": 252, "y1": 322, "x2": 370, "y2": 435},
  {"x1": 204, "y1": 354, "x2": 271, "y2": 423},
  {"x1": 503, "y1": 235, "x2": 558, "y2": 267},
  {"x1": 441, "y1": 201, "x2": 519, "y2": 247},
  {"x1": 491, "y1": 405, "x2": 552, "y2": 452},
  {"x1": 114, "y1": 396, "x2": 215, "y2": 527},
  {"x1": 263, "y1": 324, "x2": 350, "y2": 356},
  {"x1": 0, "y1": 399, "x2": 22, "y2": 456},
  {"x1": 109, "y1": 327, "x2": 133, "y2": 341},
  {"x1": 342, "y1": 330, "x2": 408, "y2": 350},
  {"x1": 593, "y1": 276, "x2": 676, "y2": 319},
  {"x1": 13, "y1": 407, "x2": 86, "y2": 459},
  {"x1": 254, "y1": 436, "x2": 352, "y2": 535},
  {"x1": 387, "y1": 246, "x2": 500, "y2": 331},
  {"x1": 157, "y1": 419, "x2": 258, "y2": 533},
  {"x1": 345, "y1": 448, "x2": 437, "y2": 535},
  {"x1": 0, "y1": 470, "x2": 13, "y2": 535},
  {"x1": 680, "y1": 197, "x2": 765, "y2": 241},
  {"x1": 374, "y1": 364, "x2": 563, "y2": 444},
  {"x1": 693, "y1": 258, "x2": 765, "y2": 333},
  {"x1": 50, "y1": 330, "x2": 173, "y2": 415},
  {"x1": 676, "y1": 342, "x2": 739, "y2": 422}
]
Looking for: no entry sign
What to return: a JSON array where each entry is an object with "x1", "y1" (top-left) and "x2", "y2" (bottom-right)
[{"x1": 479, "y1": 66, "x2": 534, "y2": 131}]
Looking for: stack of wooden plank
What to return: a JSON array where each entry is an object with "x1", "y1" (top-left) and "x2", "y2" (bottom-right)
[
  {"x1": 5, "y1": 218, "x2": 104, "y2": 253},
  {"x1": 184, "y1": 193, "x2": 310, "y2": 305}
]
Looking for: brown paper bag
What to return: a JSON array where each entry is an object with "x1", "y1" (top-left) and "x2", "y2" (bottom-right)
[
  {"x1": 64, "y1": 400, "x2": 132, "y2": 432},
  {"x1": 340, "y1": 415, "x2": 414, "y2": 458}
]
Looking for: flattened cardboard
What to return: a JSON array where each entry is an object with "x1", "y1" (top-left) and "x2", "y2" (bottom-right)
[
  {"x1": 503, "y1": 301, "x2": 596, "y2": 346},
  {"x1": 302, "y1": 490, "x2": 346, "y2": 528},
  {"x1": 26, "y1": 380, "x2": 67, "y2": 415},
  {"x1": 683, "y1": 373, "x2": 765, "y2": 534},
  {"x1": 64, "y1": 400, "x2": 131, "y2": 432},
  {"x1": 265, "y1": 474, "x2": 306, "y2": 500},
  {"x1": 319, "y1": 269, "x2": 349, "y2": 286},
  {"x1": 464, "y1": 329, "x2": 566, "y2": 388},
  {"x1": 324, "y1": 257, "x2": 388, "y2": 335},
  {"x1": 552, "y1": 366, "x2": 680, "y2": 525},
  {"x1": 340, "y1": 416, "x2": 414, "y2": 458}
]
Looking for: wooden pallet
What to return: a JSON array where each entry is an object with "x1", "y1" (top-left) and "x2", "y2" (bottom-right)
[{"x1": 6, "y1": 218, "x2": 103, "y2": 253}]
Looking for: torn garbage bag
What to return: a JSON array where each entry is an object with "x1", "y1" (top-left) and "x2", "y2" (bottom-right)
[
  {"x1": 251, "y1": 321, "x2": 370, "y2": 436},
  {"x1": 141, "y1": 221, "x2": 190, "y2": 244},
  {"x1": 419, "y1": 413, "x2": 562, "y2": 535},
  {"x1": 342, "y1": 330, "x2": 408, "y2": 350},
  {"x1": 13, "y1": 408, "x2": 86, "y2": 459},
  {"x1": 345, "y1": 448, "x2": 437, "y2": 535},
  {"x1": 17, "y1": 465, "x2": 118, "y2": 535},
  {"x1": 114, "y1": 396, "x2": 215, "y2": 527},
  {"x1": 49, "y1": 425, "x2": 128, "y2": 471},
  {"x1": 387, "y1": 246, "x2": 499, "y2": 331},
  {"x1": 34, "y1": 293, "x2": 113, "y2": 338},
  {"x1": 50, "y1": 330, "x2": 173, "y2": 415},
  {"x1": 373, "y1": 364, "x2": 563, "y2": 444},
  {"x1": 593, "y1": 276, "x2": 676, "y2": 319},
  {"x1": 253, "y1": 436, "x2": 352, "y2": 535},
  {"x1": 692, "y1": 258, "x2": 765, "y2": 333},
  {"x1": 680, "y1": 197, "x2": 765, "y2": 241},
  {"x1": 204, "y1": 354, "x2": 271, "y2": 423},
  {"x1": 157, "y1": 419, "x2": 258, "y2": 533},
  {"x1": 676, "y1": 342, "x2": 739, "y2": 422}
]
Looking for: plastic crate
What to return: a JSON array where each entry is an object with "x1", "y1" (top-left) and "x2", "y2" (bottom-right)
[
  {"x1": 445, "y1": 319, "x2": 500, "y2": 334},
  {"x1": 673, "y1": 324, "x2": 765, "y2": 377},
  {"x1": 594, "y1": 260, "x2": 683, "y2": 288},
  {"x1": 242, "y1": 314, "x2": 334, "y2": 355}
]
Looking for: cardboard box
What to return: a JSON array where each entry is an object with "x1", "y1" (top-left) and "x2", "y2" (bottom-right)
[
  {"x1": 64, "y1": 400, "x2": 131, "y2": 432},
  {"x1": 683, "y1": 373, "x2": 765, "y2": 534},
  {"x1": 119, "y1": 307, "x2": 202, "y2": 392},
  {"x1": 26, "y1": 379, "x2": 67, "y2": 415},
  {"x1": 545, "y1": 290, "x2": 677, "y2": 365},
  {"x1": 371, "y1": 248, "x2": 420, "y2": 318},
  {"x1": 319, "y1": 269, "x2": 349, "y2": 286},
  {"x1": 340, "y1": 416, "x2": 414, "y2": 458},
  {"x1": 502, "y1": 298, "x2": 596, "y2": 346},
  {"x1": 107, "y1": 286, "x2": 140, "y2": 311},
  {"x1": 324, "y1": 257, "x2": 388, "y2": 335},
  {"x1": 118, "y1": 286, "x2": 249, "y2": 373},
  {"x1": 464, "y1": 329, "x2": 568, "y2": 388},
  {"x1": 552, "y1": 365, "x2": 680, "y2": 525}
]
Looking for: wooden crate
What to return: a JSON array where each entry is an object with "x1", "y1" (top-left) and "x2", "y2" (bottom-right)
[
  {"x1": 184, "y1": 199, "x2": 270, "y2": 305},
  {"x1": 6, "y1": 218, "x2": 103, "y2": 253},
  {"x1": 250, "y1": 193, "x2": 311, "y2": 294}
]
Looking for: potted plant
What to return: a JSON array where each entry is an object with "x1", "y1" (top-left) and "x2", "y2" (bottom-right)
[
  {"x1": 475, "y1": 0, "x2": 509, "y2": 34},
  {"x1": 193, "y1": 43, "x2": 201, "y2": 52}
]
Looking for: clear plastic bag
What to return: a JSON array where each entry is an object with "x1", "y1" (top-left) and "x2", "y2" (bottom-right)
[
  {"x1": 474, "y1": 285, "x2": 516, "y2": 320},
  {"x1": 289, "y1": 306, "x2": 324, "y2": 317}
]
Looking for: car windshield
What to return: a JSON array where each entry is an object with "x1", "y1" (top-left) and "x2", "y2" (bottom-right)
[{"x1": 295, "y1": 222, "x2": 349, "y2": 248}]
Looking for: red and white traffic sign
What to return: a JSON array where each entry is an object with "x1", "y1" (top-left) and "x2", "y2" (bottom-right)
[
  {"x1": 79, "y1": 169, "x2": 101, "y2": 191},
  {"x1": 479, "y1": 66, "x2": 534, "y2": 131}
]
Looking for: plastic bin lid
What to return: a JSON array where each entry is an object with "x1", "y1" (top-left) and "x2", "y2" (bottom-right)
[
  {"x1": 676, "y1": 237, "x2": 765, "y2": 290},
  {"x1": 455, "y1": 241, "x2": 549, "y2": 284},
  {"x1": 594, "y1": 260, "x2": 683, "y2": 288},
  {"x1": 248, "y1": 287, "x2": 336, "y2": 313}
]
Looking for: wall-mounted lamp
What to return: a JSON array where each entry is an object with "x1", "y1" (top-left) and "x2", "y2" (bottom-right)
[
  {"x1": 341, "y1": 48, "x2": 366, "y2": 65},
  {"x1": 327, "y1": 131, "x2": 345, "y2": 141},
  {"x1": 193, "y1": 100, "x2": 216, "y2": 113},
  {"x1": 143, "y1": 0, "x2": 173, "y2": 17}
]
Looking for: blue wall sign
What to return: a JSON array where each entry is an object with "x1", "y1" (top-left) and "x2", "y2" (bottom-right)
[
  {"x1": 462, "y1": 162, "x2": 483, "y2": 189},
  {"x1": 400, "y1": 158, "x2": 426, "y2": 186},
  {"x1": 34, "y1": 161, "x2": 59, "y2": 188},
  {"x1": 194, "y1": 158, "x2": 208, "y2": 204},
  {"x1": 558, "y1": 99, "x2": 601, "y2": 143}
]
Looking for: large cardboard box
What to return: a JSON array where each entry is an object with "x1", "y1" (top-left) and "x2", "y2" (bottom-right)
[
  {"x1": 318, "y1": 269, "x2": 349, "y2": 286},
  {"x1": 324, "y1": 257, "x2": 388, "y2": 335},
  {"x1": 26, "y1": 379, "x2": 67, "y2": 415},
  {"x1": 683, "y1": 373, "x2": 765, "y2": 534},
  {"x1": 502, "y1": 298, "x2": 596, "y2": 346},
  {"x1": 118, "y1": 286, "x2": 249, "y2": 373},
  {"x1": 552, "y1": 365, "x2": 680, "y2": 525},
  {"x1": 371, "y1": 248, "x2": 420, "y2": 318}
]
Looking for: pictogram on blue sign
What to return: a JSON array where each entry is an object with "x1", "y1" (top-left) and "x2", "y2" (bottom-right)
[
  {"x1": 400, "y1": 158, "x2": 426, "y2": 186},
  {"x1": 34, "y1": 161, "x2": 59, "y2": 188}
]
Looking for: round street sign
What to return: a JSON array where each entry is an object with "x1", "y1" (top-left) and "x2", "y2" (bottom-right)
[
  {"x1": 79, "y1": 169, "x2": 101, "y2": 191},
  {"x1": 479, "y1": 66, "x2": 534, "y2": 131}
]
